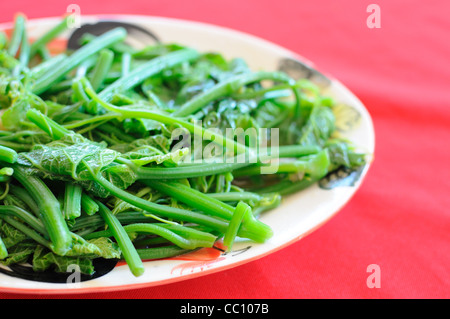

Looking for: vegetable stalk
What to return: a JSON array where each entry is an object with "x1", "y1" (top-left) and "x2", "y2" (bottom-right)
[
  {"x1": 11, "y1": 164, "x2": 72, "y2": 255},
  {"x1": 96, "y1": 201, "x2": 145, "y2": 277},
  {"x1": 32, "y1": 27, "x2": 127, "y2": 95}
]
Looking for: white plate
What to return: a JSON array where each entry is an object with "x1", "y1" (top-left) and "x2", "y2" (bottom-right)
[{"x1": 0, "y1": 14, "x2": 375, "y2": 294}]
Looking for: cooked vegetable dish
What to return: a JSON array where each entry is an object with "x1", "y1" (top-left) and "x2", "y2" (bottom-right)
[{"x1": 0, "y1": 14, "x2": 366, "y2": 278}]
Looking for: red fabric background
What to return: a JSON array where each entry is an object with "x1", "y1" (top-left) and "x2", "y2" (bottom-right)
[{"x1": 0, "y1": 0, "x2": 449, "y2": 299}]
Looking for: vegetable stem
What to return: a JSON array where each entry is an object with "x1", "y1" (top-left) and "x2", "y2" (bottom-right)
[
  {"x1": 0, "y1": 145, "x2": 18, "y2": 163},
  {"x1": 233, "y1": 149, "x2": 330, "y2": 177},
  {"x1": 84, "y1": 81, "x2": 251, "y2": 156},
  {"x1": 63, "y1": 182, "x2": 83, "y2": 220},
  {"x1": 94, "y1": 48, "x2": 200, "y2": 104},
  {"x1": 0, "y1": 236, "x2": 7, "y2": 259},
  {"x1": 96, "y1": 201, "x2": 145, "y2": 277},
  {"x1": 84, "y1": 222, "x2": 216, "y2": 250},
  {"x1": 223, "y1": 201, "x2": 251, "y2": 249},
  {"x1": 7, "y1": 14, "x2": 26, "y2": 57},
  {"x1": 172, "y1": 71, "x2": 296, "y2": 117},
  {"x1": 29, "y1": 53, "x2": 67, "y2": 78},
  {"x1": 80, "y1": 193, "x2": 99, "y2": 216},
  {"x1": 26, "y1": 108, "x2": 71, "y2": 139},
  {"x1": 32, "y1": 27, "x2": 127, "y2": 95},
  {"x1": 91, "y1": 172, "x2": 230, "y2": 233},
  {"x1": 136, "y1": 246, "x2": 192, "y2": 260},
  {"x1": 0, "y1": 205, "x2": 47, "y2": 236},
  {"x1": 29, "y1": 15, "x2": 70, "y2": 57},
  {"x1": 135, "y1": 161, "x2": 250, "y2": 180},
  {"x1": 11, "y1": 164, "x2": 72, "y2": 255},
  {"x1": 142, "y1": 180, "x2": 273, "y2": 243},
  {"x1": 89, "y1": 49, "x2": 114, "y2": 91},
  {"x1": 1, "y1": 216, "x2": 52, "y2": 249}
]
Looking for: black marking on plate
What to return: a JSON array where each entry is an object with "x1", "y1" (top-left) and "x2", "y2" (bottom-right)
[
  {"x1": 67, "y1": 21, "x2": 161, "y2": 50},
  {"x1": 278, "y1": 58, "x2": 331, "y2": 88},
  {"x1": 0, "y1": 258, "x2": 119, "y2": 283},
  {"x1": 319, "y1": 165, "x2": 366, "y2": 190},
  {"x1": 221, "y1": 245, "x2": 252, "y2": 257},
  {"x1": 212, "y1": 245, "x2": 226, "y2": 253}
]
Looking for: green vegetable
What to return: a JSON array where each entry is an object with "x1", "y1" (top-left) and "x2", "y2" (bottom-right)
[
  {"x1": 223, "y1": 201, "x2": 251, "y2": 250},
  {"x1": 172, "y1": 71, "x2": 298, "y2": 117},
  {"x1": 7, "y1": 14, "x2": 26, "y2": 57},
  {"x1": 8, "y1": 184, "x2": 39, "y2": 215},
  {"x1": 0, "y1": 32, "x2": 7, "y2": 50},
  {"x1": 0, "y1": 145, "x2": 18, "y2": 163},
  {"x1": 0, "y1": 14, "x2": 367, "y2": 278},
  {"x1": 96, "y1": 201, "x2": 144, "y2": 277},
  {"x1": 32, "y1": 27, "x2": 127, "y2": 95},
  {"x1": 29, "y1": 15, "x2": 70, "y2": 58},
  {"x1": 0, "y1": 235, "x2": 7, "y2": 259},
  {"x1": 80, "y1": 193, "x2": 99, "y2": 215},
  {"x1": 11, "y1": 165, "x2": 72, "y2": 255},
  {"x1": 63, "y1": 182, "x2": 83, "y2": 220},
  {"x1": 142, "y1": 179, "x2": 272, "y2": 243},
  {"x1": 88, "y1": 47, "x2": 201, "y2": 114},
  {"x1": 136, "y1": 245, "x2": 192, "y2": 260},
  {"x1": 89, "y1": 49, "x2": 114, "y2": 91}
]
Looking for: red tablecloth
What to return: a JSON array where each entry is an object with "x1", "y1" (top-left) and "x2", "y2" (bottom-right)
[{"x1": 0, "y1": 0, "x2": 449, "y2": 299}]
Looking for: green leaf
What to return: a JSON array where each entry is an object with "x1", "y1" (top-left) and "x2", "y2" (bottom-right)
[
  {"x1": 0, "y1": 221, "x2": 27, "y2": 248},
  {"x1": 101, "y1": 163, "x2": 138, "y2": 190},
  {"x1": 133, "y1": 43, "x2": 186, "y2": 59},
  {"x1": 297, "y1": 105, "x2": 335, "y2": 147},
  {"x1": 0, "y1": 243, "x2": 35, "y2": 265},
  {"x1": 1, "y1": 99, "x2": 30, "y2": 130},
  {"x1": 122, "y1": 117, "x2": 161, "y2": 136},
  {"x1": 110, "y1": 134, "x2": 171, "y2": 154},
  {"x1": 0, "y1": 76, "x2": 49, "y2": 130},
  {"x1": 0, "y1": 52, "x2": 19, "y2": 79},
  {"x1": 121, "y1": 145, "x2": 189, "y2": 167},
  {"x1": 326, "y1": 140, "x2": 351, "y2": 168},
  {"x1": 325, "y1": 139, "x2": 367, "y2": 170},
  {"x1": 64, "y1": 234, "x2": 121, "y2": 259},
  {"x1": 32, "y1": 245, "x2": 95, "y2": 275},
  {"x1": 19, "y1": 141, "x2": 119, "y2": 180},
  {"x1": 86, "y1": 237, "x2": 121, "y2": 259}
]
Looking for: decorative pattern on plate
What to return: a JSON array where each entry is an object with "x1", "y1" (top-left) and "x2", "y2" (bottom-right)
[
  {"x1": 169, "y1": 244, "x2": 253, "y2": 275},
  {"x1": 319, "y1": 164, "x2": 366, "y2": 190},
  {"x1": 278, "y1": 58, "x2": 331, "y2": 88},
  {"x1": 67, "y1": 21, "x2": 160, "y2": 50},
  {"x1": 0, "y1": 258, "x2": 118, "y2": 283}
]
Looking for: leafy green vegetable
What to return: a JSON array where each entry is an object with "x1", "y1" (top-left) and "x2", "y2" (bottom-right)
[
  {"x1": 0, "y1": 221, "x2": 28, "y2": 248},
  {"x1": 0, "y1": 243, "x2": 34, "y2": 266},
  {"x1": 0, "y1": 14, "x2": 367, "y2": 278},
  {"x1": 32, "y1": 245, "x2": 96, "y2": 275}
]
